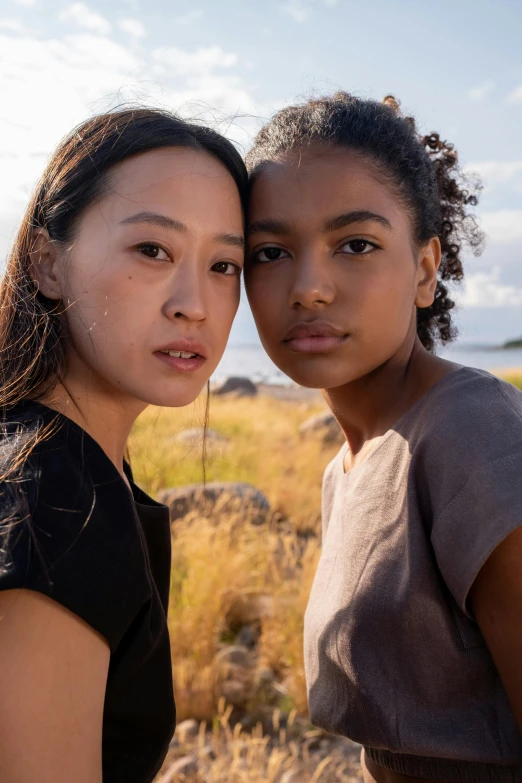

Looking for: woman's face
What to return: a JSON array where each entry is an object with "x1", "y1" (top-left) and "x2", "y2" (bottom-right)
[
  {"x1": 245, "y1": 147, "x2": 438, "y2": 389},
  {"x1": 49, "y1": 148, "x2": 244, "y2": 408}
]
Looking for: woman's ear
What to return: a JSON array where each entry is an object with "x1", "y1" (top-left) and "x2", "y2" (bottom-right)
[
  {"x1": 29, "y1": 229, "x2": 62, "y2": 301},
  {"x1": 415, "y1": 236, "x2": 441, "y2": 309}
]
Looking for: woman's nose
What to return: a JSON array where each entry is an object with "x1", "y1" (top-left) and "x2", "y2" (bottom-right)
[
  {"x1": 288, "y1": 253, "x2": 335, "y2": 310},
  {"x1": 162, "y1": 263, "x2": 207, "y2": 322}
]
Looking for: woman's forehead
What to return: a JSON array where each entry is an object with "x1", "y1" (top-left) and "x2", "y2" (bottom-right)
[{"x1": 248, "y1": 149, "x2": 407, "y2": 231}]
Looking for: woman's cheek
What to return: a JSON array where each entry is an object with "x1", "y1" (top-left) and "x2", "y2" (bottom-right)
[{"x1": 208, "y1": 283, "x2": 240, "y2": 359}]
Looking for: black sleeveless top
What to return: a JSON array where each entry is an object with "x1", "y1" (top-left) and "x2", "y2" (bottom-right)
[{"x1": 0, "y1": 401, "x2": 176, "y2": 783}]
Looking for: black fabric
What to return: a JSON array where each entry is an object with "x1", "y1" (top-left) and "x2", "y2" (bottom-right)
[{"x1": 0, "y1": 400, "x2": 176, "y2": 783}]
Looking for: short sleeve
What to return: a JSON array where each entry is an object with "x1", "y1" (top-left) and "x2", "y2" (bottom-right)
[
  {"x1": 431, "y1": 450, "x2": 522, "y2": 617},
  {"x1": 0, "y1": 434, "x2": 150, "y2": 651}
]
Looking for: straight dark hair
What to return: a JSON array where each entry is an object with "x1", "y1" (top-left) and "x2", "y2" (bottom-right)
[
  {"x1": 0, "y1": 108, "x2": 248, "y2": 529},
  {"x1": 0, "y1": 107, "x2": 248, "y2": 412}
]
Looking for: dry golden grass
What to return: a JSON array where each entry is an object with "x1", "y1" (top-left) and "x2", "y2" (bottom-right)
[
  {"x1": 495, "y1": 369, "x2": 522, "y2": 390},
  {"x1": 164, "y1": 511, "x2": 321, "y2": 723},
  {"x1": 132, "y1": 371, "x2": 522, "y2": 781},
  {"x1": 158, "y1": 702, "x2": 361, "y2": 783},
  {"x1": 129, "y1": 393, "x2": 338, "y2": 534},
  {"x1": 129, "y1": 390, "x2": 340, "y2": 781}
]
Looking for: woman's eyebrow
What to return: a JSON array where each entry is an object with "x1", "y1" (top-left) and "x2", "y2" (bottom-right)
[
  {"x1": 120, "y1": 212, "x2": 243, "y2": 247},
  {"x1": 247, "y1": 218, "x2": 290, "y2": 236},
  {"x1": 214, "y1": 233, "x2": 245, "y2": 248},
  {"x1": 324, "y1": 210, "x2": 392, "y2": 232},
  {"x1": 120, "y1": 211, "x2": 187, "y2": 232}
]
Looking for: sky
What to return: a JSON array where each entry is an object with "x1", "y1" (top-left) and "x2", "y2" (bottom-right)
[{"x1": 1, "y1": 0, "x2": 521, "y2": 345}]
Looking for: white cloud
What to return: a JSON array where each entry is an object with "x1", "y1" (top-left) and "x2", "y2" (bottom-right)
[
  {"x1": 118, "y1": 18, "x2": 146, "y2": 38},
  {"x1": 459, "y1": 267, "x2": 522, "y2": 309},
  {"x1": 13, "y1": 0, "x2": 37, "y2": 6},
  {"x1": 0, "y1": 19, "x2": 25, "y2": 32},
  {"x1": 506, "y1": 85, "x2": 522, "y2": 104},
  {"x1": 281, "y1": 0, "x2": 310, "y2": 21},
  {"x1": 59, "y1": 3, "x2": 111, "y2": 36},
  {"x1": 173, "y1": 9, "x2": 203, "y2": 26},
  {"x1": 466, "y1": 160, "x2": 522, "y2": 188},
  {"x1": 481, "y1": 210, "x2": 522, "y2": 244},
  {"x1": 468, "y1": 79, "x2": 495, "y2": 101},
  {"x1": 280, "y1": 0, "x2": 341, "y2": 21},
  {"x1": 153, "y1": 45, "x2": 237, "y2": 75},
  {"x1": 0, "y1": 30, "x2": 140, "y2": 224},
  {"x1": 0, "y1": 24, "x2": 260, "y2": 265}
]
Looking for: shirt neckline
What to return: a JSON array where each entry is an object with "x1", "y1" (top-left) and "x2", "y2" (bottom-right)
[
  {"x1": 13, "y1": 398, "x2": 166, "y2": 511},
  {"x1": 339, "y1": 364, "x2": 468, "y2": 477}
]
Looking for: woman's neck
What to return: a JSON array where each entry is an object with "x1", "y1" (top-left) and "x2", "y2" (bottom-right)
[
  {"x1": 38, "y1": 355, "x2": 147, "y2": 478},
  {"x1": 323, "y1": 337, "x2": 458, "y2": 471}
]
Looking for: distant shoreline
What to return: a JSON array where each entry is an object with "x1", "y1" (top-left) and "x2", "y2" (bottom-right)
[
  {"x1": 214, "y1": 343, "x2": 522, "y2": 386},
  {"x1": 457, "y1": 341, "x2": 522, "y2": 352}
]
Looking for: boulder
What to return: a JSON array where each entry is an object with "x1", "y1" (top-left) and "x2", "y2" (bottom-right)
[
  {"x1": 299, "y1": 410, "x2": 344, "y2": 445},
  {"x1": 214, "y1": 645, "x2": 250, "y2": 668},
  {"x1": 234, "y1": 624, "x2": 256, "y2": 649},
  {"x1": 219, "y1": 679, "x2": 248, "y2": 706},
  {"x1": 211, "y1": 376, "x2": 257, "y2": 397},
  {"x1": 158, "y1": 482, "x2": 271, "y2": 525},
  {"x1": 255, "y1": 666, "x2": 276, "y2": 687}
]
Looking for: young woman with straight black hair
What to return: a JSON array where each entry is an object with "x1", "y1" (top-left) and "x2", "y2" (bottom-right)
[
  {"x1": 245, "y1": 93, "x2": 522, "y2": 783},
  {"x1": 0, "y1": 107, "x2": 247, "y2": 783}
]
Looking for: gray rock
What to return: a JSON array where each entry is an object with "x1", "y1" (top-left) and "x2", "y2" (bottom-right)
[
  {"x1": 299, "y1": 410, "x2": 344, "y2": 445},
  {"x1": 175, "y1": 427, "x2": 228, "y2": 446},
  {"x1": 214, "y1": 645, "x2": 250, "y2": 667},
  {"x1": 234, "y1": 624, "x2": 256, "y2": 649},
  {"x1": 219, "y1": 679, "x2": 248, "y2": 706},
  {"x1": 211, "y1": 376, "x2": 258, "y2": 397},
  {"x1": 158, "y1": 482, "x2": 270, "y2": 525},
  {"x1": 256, "y1": 666, "x2": 275, "y2": 686},
  {"x1": 176, "y1": 719, "x2": 200, "y2": 742}
]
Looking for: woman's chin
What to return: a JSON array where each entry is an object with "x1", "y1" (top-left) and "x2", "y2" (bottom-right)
[
  {"x1": 265, "y1": 354, "x2": 353, "y2": 391},
  {"x1": 117, "y1": 376, "x2": 209, "y2": 410},
  {"x1": 143, "y1": 385, "x2": 208, "y2": 408}
]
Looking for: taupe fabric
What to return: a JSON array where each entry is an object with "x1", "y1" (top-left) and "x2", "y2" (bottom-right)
[{"x1": 304, "y1": 367, "x2": 522, "y2": 782}]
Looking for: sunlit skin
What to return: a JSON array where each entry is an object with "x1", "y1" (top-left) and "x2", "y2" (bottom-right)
[
  {"x1": 30, "y1": 147, "x2": 244, "y2": 472},
  {"x1": 245, "y1": 146, "x2": 522, "y2": 782},
  {"x1": 0, "y1": 148, "x2": 244, "y2": 782},
  {"x1": 245, "y1": 147, "x2": 455, "y2": 469}
]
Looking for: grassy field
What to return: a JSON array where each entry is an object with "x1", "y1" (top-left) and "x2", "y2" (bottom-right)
[
  {"x1": 130, "y1": 369, "x2": 522, "y2": 782},
  {"x1": 130, "y1": 392, "x2": 335, "y2": 718}
]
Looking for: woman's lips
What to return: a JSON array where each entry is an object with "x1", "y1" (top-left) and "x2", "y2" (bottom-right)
[
  {"x1": 154, "y1": 352, "x2": 206, "y2": 372},
  {"x1": 284, "y1": 335, "x2": 347, "y2": 353},
  {"x1": 282, "y1": 322, "x2": 348, "y2": 354},
  {"x1": 153, "y1": 338, "x2": 207, "y2": 373}
]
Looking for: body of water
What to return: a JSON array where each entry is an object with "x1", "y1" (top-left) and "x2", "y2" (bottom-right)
[{"x1": 213, "y1": 344, "x2": 522, "y2": 386}]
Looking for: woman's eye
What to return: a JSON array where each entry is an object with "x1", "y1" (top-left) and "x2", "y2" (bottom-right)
[
  {"x1": 138, "y1": 243, "x2": 170, "y2": 261},
  {"x1": 212, "y1": 261, "x2": 241, "y2": 276},
  {"x1": 339, "y1": 239, "x2": 377, "y2": 255},
  {"x1": 253, "y1": 246, "x2": 290, "y2": 263}
]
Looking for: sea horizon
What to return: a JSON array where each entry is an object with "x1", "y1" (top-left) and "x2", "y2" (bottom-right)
[{"x1": 214, "y1": 342, "x2": 522, "y2": 386}]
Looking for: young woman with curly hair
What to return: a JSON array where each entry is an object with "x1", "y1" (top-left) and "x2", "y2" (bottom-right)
[
  {"x1": 0, "y1": 108, "x2": 247, "y2": 783},
  {"x1": 245, "y1": 93, "x2": 522, "y2": 782}
]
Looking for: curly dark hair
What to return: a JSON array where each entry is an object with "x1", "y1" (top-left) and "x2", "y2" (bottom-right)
[{"x1": 246, "y1": 92, "x2": 484, "y2": 352}]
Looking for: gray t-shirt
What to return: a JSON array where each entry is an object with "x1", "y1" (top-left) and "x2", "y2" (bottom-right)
[{"x1": 304, "y1": 367, "x2": 522, "y2": 783}]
